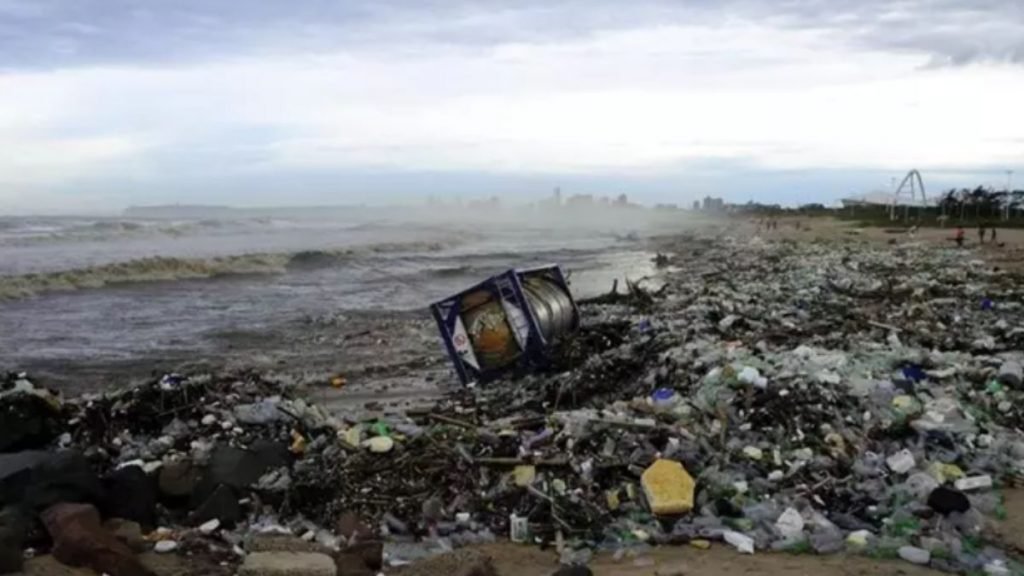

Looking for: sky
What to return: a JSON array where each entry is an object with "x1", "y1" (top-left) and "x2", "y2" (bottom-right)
[{"x1": 0, "y1": 0, "x2": 1022, "y2": 212}]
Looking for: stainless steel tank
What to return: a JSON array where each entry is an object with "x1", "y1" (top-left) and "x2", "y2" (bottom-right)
[{"x1": 461, "y1": 276, "x2": 576, "y2": 371}]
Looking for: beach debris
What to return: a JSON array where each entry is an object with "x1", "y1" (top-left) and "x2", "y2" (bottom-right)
[
  {"x1": 198, "y1": 519, "x2": 220, "y2": 535},
  {"x1": 431, "y1": 265, "x2": 579, "y2": 385},
  {"x1": 153, "y1": 540, "x2": 178, "y2": 553},
  {"x1": 4, "y1": 227, "x2": 1024, "y2": 574},
  {"x1": 775, "y1": 508, "x2": 804, "y2": 540},
  {"x1": 886, "y1": 450, "x2": 916, "y2": 474},
  {"x1": 0, "y1": 378, "x2": 62, "y2": 452},
  {"x1": 723, "y1": 531, "x2": 755, "y2": 554},
  {"x1": 641, "y1": 460, "x2": 695, "y2": 515},
  {"x1": 998, "y1": 361, "x2": 1022, "y2": 388},
  {"x1": 927, "y1": 487, "x2": 971, "y2": 515},
  {"x1": 898, "y1": 545, "x2": 930, "y2": 565},
  {"x1": 954, "y1": 475, "x2": 994, "y2": 492},
  {"x1": 42, "y1": 503, "x2": 155, "y2": 576},
  {"x1": 363, "y1": 436, "x2": 394, "y2": 453}
]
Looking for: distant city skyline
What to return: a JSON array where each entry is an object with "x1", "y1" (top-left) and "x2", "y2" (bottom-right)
[{"x1": 0, "y1": 0, "x2": 1022, "y2": 213}]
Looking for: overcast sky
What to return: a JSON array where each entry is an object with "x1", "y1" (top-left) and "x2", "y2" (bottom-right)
[{"x1": 0, "y1": 0, "x2": 1022, "y2": 212}]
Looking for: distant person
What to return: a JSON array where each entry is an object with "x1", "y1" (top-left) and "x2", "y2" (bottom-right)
[
  {"x1": 990, "y1": 226, "x2": 998, "y2": 243},
  {"x1": 955, "y1": 226, "x2": 965, "y2": 248},
  {"x1": 978, "y1": 222, "x2": 986, "y2": 245}
]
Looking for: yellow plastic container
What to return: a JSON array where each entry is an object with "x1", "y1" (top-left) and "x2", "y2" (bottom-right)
[{"x1": 641, "y1": 459, "x2": 695, "y2": 515}]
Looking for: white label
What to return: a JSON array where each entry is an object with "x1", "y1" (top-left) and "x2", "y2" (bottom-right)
[
  {"x1": 501, "y1": 299, "x2": 530, "y2": 349},
  {"x1": 452, "y1": 317, "x2": 480, "y2": 370},
  {"x1": 510, "y1": 514, "x2": 529, "y2": 543},
  {"x1": 954, "y1": 475, "x2": 993, "y2": 491}
]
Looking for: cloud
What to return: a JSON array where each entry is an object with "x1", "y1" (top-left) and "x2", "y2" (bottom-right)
[
  {"x1": 766, "y1": 0, "x2": 1024, "y2": 65},
  {"x1": 0, "y1": 0, "x2": 1021, "y2": 211},
  {"x1": 2, "y1": 0, "x2": 1022, "y2": 69}
]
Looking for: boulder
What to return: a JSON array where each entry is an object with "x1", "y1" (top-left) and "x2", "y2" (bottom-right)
[
  {"x1": 0, "y1": 506, "x2": 28, "y2": 575},
  {"x1": 345, "y1": 540, "x2": 382, "y2": 572},
  {"x1": 0, "y1": 451, "x2": 49, "y2": 483},
  {"x1": 191, "y1": 484, "x2": 241, "y2": 528},
  {"x1": 41, "y1": 503, "x2": 155, "y2": 576},
  {"x1": 101, "y1": 467, "x2": 157, "y2": 530},
  {"x1": 0, "y1": 392, "x2": 62, "y2": 453},
  {"x1": 335, "y1": 512, "x2": 375, "y2": 542},
  {"x1": 334, "y1": 551, "x2": 375, "y2": 576},
  {"x1": 103, "y1": 519, "x2": 148, "y2": 553},
  {"x1": 193, "y1": 443, "x2": 290, "y2": 505},
  {"x1": 0, "y1": 451, "x2": 102, "y2": 512},
  {"x1": 157, "y1": 459, "x2": 199, "y2": 501}
]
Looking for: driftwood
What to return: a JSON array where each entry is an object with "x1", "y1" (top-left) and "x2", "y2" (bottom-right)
[{"x1": 579, "y1": 278, "x2": 666, "y2": 309}]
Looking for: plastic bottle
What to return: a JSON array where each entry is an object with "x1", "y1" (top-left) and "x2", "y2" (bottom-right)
[{"x1": 650, "y1": 388, "x2": 680, "y2": 412}]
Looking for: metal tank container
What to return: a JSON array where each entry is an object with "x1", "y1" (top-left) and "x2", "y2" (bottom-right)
[{"x1": 430, "y1": 265, "x2": 579, "y2": 385}]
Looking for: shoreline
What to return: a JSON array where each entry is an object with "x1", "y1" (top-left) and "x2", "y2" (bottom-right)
[{"x1": 5, "y1": 219, "x2": 1024, "y2": 576}]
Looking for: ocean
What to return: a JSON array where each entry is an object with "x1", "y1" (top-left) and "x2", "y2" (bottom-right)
[{"x1": 0, "y1": 206, "x2": 682, "y2": 392}]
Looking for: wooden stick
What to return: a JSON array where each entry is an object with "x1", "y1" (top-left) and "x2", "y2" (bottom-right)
[{"x1": 428, "y1": 413, "x2": 476, "y2": 429}]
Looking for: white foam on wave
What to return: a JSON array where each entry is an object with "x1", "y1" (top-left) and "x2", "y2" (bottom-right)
[{"x1": 0, "y1": 241, "x2": 451, "y2": 301}]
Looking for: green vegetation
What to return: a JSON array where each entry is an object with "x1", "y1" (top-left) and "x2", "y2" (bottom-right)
[
  {"x1": 783, "y1": 540, "x2": 814, "y2": 555},
  {"x1": 836, "y1": 186, "x2": 1024, "y2": 228},
  {"x1": 726, "y1": 185, "x2": 1024, "y2": 229}
]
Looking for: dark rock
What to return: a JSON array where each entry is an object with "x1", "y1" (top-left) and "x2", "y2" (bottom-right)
[
  {"x1": 0, "y1": 507, "x2": 27, "y2": 575},
  {"x1": 345, "y1": 539, "x2": 382, "y2": 571},
  {"x1": 191, "y1": 484, "x2": 241, "y2": 528},
  {"x1": 928, "y1": 486, "x2": 970, "y2": 515},
  {"x1": 552, "y1": 566, "x2": 593, "y2": 576},
  {"x1": 249, "y1": 440, "x2": 293, "y2": 471},
  {"x1": 103, "y1": 519, "x2": 148, "y2": 553},
  {"x1": 334, "y1": 551, "x2": 374, "y2": 576},
  {"x1": 193, "y1": 443, "x2": 290, "y2": 505},
  {"x1": 0, "y1": 449, "x2": 51, "y2": 475},
  {"x1": 0, "y1": 448, "x2": 49, "y2": 494},
  {"x1": 157, "y1": 460, "x2": 199, "y2": 500},
  {"x1": 0, "y1": 393, "x2": 62, "y2": 453},
  {"x1": 101, "y1": 467, "x2": 157, "y2": 530},
  {"x1": 336, "y1": 511, "x2": 375, "y2": 542},
  {"x1": 41, "y1": 502, "x2": 155, "y2": 576},
  {"x1": 0, "y1": 451, "x2": 102, "y2": 512}
]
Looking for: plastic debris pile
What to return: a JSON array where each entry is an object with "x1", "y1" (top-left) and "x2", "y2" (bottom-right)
[{"x1": 3, "y1": 232, "x2": 1024, "y2": 574}]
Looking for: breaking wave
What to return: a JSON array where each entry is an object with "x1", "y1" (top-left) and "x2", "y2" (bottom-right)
[
  {"x1": 0, "y1": 241, "x2": 449, "y2": 301},
  {"x1": 0, "y1": 218, "x2": 264, "y2": 246},
  {"x1": 428, "y1": 265, "x2": 473, "y2": 277}
]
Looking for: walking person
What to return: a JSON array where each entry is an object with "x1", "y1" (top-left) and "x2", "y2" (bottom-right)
[
  {"x1": 978, "y1": 221, "x2": 987, "y2": 245},
  {"x1": 955, "y1": 226, "x2": 965, "y2": 248}
]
